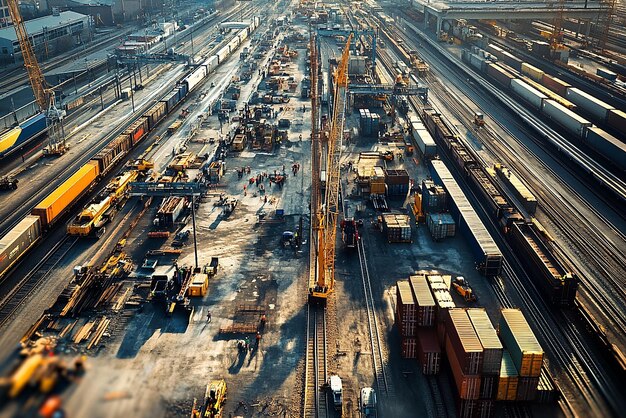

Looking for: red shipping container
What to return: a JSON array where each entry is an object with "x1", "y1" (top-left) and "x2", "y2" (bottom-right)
[
  {"x1": 417, "y1": 328, "x2": 441, "y2": 375},
  {"x1": 401, "y1": 337, "x2": 417, "y2": 359},
  {"x1": 396, "y1": 281, "x2": 417, "y2": 337},
  {"x1": 542, "y1": 73, "x2": 571, "y2": 97},
  {"x1": 409, "y1": 275, "x2": 436, "y2": 327},
  {"x1": 446, "y1": 309, "x2": 483, "y2": 375},
  {"x1": 437, "y1": 321, "x2": 447, "y2": 350},
  {"x1": 447, "y1": 338, "x2": 481, "y2": 399}
]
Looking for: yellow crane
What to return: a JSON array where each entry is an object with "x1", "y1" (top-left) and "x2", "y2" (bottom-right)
[
  {"x1": 310, "y1": 34, "x2": 352, "y2": 302},
  {"x1": 5, "y1": 0, "x2": 67, "y2": 155}
]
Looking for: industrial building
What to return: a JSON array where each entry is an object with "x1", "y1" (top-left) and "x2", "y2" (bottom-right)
[{"x1": 0, "y1": 10, "x2": 91, "y2": 63}]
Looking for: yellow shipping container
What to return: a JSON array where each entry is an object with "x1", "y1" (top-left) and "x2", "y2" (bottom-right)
[
  {"x1": 32, "y1": 161, "x2": 100, "y2": 227},
  {"x1": 521, "y1": 62, "x2": 544, "y2": 83},
  {"x1": 188, "y1": 273, "x2": 208, "y2": 297}
]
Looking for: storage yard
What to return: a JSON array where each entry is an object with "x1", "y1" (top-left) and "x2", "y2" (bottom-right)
[{"x1": 0, "y1": 0, "x2": 624, "y2": 417}]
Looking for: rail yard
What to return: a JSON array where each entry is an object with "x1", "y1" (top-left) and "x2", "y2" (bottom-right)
[{"x1": 0, "y1": 0, "x2": 624, "y2": 417}]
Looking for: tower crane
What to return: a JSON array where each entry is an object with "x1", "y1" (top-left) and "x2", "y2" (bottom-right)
[
  {"x1": 309, "y1": 34, "x2": 352, "y2": 302},
  {"x1": 6, "y1": 0, "x2": 67, "y2": 155}
]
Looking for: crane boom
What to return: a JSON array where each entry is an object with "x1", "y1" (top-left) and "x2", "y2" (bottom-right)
[
  {"x1": 5, "y1": 0, "x2": 48, "y2": 110},
  {"x1": 310, "y1": 34, "x2": 352, "y2": 301}
]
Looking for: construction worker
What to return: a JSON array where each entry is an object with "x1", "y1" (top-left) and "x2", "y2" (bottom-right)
[
  {"x1": 207, "y1": 310, "x2": 212, "y2": 323},
  {"x1": 255, "y1": 332, "x2": 261, "y2": 347}
]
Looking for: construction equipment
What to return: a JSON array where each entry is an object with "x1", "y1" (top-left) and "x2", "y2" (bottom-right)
[
  {"x1": 310, "y1": 34, "x2": 352, "y2": 302},
  {"x1": 359, "y1": 387, "x2": 378, "y2": 418},
  {"x1": 381, "y1": 150, "x2": 394, "y2": 161},
  {"x1": 473, "y1": 112, "x2": 485, "y2": 127},
  {"x1": 0, "y1": 176, "x2": 18, "y2": 190},
  {"x1": 6, "y1": 0, "x2": 67, "y2": 156},
  {"x1": 191, "y1": 379, "x2": 227, "y2": 417},
  {"x1": 452, "y1": 276, "x2": 477, "y2": 302}
]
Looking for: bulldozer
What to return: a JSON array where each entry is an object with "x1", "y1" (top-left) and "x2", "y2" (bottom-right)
[{"x1": 452, "y1": 276, "x2": 477, "y2": 302}]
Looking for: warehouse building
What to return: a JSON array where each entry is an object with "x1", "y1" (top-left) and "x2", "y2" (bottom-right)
[
  {"x1": 47, "y1": 0, "x2": 115, "y2": 26},
  {"x1": 0, "y1": 10, "x2": 91, "y2": 64}
]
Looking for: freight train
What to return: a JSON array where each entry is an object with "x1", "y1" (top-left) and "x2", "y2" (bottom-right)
[
  {"x1": 461, "y1": 45, "x2": 626, "y2": 170},
  {"x1": 0, "y1": 18, "x2": 259, "y2": 280},
  {"x1": 0, "y1": 113, "x2": 48, "y2": 158},
  {"x1": 421, "y1": 107, "x2": 578, "y2": 307}
]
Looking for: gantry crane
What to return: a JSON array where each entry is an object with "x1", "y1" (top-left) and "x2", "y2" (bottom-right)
[
  {"x1": 6, "y1": 0, "x2": 67, "y2": 155},
  {"x1": 309, "y1": 34, "x2": 352, "y2": 302}
]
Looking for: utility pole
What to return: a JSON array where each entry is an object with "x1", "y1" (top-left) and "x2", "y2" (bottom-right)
[{"x1": 129, "y1": 76, "x2": 135, "y2": 112}]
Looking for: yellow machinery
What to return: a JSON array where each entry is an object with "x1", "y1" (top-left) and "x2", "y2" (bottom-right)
[
  {"x1": 452, "y1": 277, "x2": 477, "y2": 302},
  {"x1": 6, "y1": 0, "x2": 67, "y2": 155},
  {"x1": 309, "y1": 34, "x2": 352, "y2": 302},
  {"x1": 191, "y1": 379, "x2": 227, "y2": 417},
  {"x1": 67, "y1": 170, "x2": 138, "y2": 236}
]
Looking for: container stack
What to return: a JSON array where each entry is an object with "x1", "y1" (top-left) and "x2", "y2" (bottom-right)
[
  {"x1": 157, "y1": 196, "x2": 186, "y2": 226},
  {"x1": 384, "y1": 169, "x2": 410, "y2": 197},
  {"x1": 358, "y1": 109, "x2": 380, "y2": 137},
  {"x1": 497, "y1": 350, "x2": 519, "y2": 401},
  {"x1": 426, "y1": 213, "x2": 456, "y2": 240},
  {"x1": 409, "y1": 275, "x2": 440, "y2": 375},
  {"x1": 381, "y1": 213, "x2": 412, "y2": 243},
  {"x1": 445, "y1": 309, "x2": 484, "y2": 418},
  {"x1": 396, "y1": 281, "x2": 417, "y2": 358},
  {"x1": 499, "y1": 309, "x2": 544, "y2": 402},
  {"x1": 421, "y1": 180, "x2": 447, "y2": 213},
  {"x1": 468, "y1": 309, "x2": 503, "y2": 417},
  {"x1": 427, "y1": 274, "x2": 455, "y2": 347}
]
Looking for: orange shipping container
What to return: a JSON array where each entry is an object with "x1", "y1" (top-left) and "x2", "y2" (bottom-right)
[
  {"x1": 447, "y1": 337, "x2": 481, "y2": 399},
  {"x1": 32, "y1": 161, "x2": 100, "y2": 227}
]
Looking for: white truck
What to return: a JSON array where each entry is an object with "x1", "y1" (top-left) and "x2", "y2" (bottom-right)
[
  {"x1": 360, "y1": 387, "x2": 377, "y2": 418},
  {"x1": 329, "y1": 375, "x2": 343, "y2": 412}
]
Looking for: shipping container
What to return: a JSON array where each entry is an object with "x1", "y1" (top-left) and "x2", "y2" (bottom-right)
[
  {"x1": 177, "y1": 84, "x2": 189, "y2": 101},
  {"x1": 446, "y1": 309, "x2": 483, "y2": 375},
  {"x1": 381, "y1": 213, "x2": 411, "y2": 243},
  {"x1": 508, "y1": 222, "x2": 578, "y2": 306},
  {"x1": 607, "y1": 109, "x2": 626, "y2": 135},
  {"x1": 476, "y1": 399, "x2": 495, "y2": 418},
  {"x1": 160, "y1": 90, "x2": 180, "y2": 114},
  {"x1": 396, "y1": 280, "x2": 417, "y2": 337},
  {"x1": 541, "y1": 74, "x2": 571, "y2": 96},
  {"x1": 0, "y1": 113, "x2": 47, "y2": 156},
  {"x1": 401, "y1": 337, "x2": 417, "y2": 359},
  {"x1": 479, "y1": 375, "x2": 498, "y2": 400},
  {"x1": 183, "y1": 65, "x2": 208, "y2": 92},
  {"x1": 32, "y1": 161, "x2": 100, "y2": 227},
  {"x1": 585, "y1": 127, "x2": 626, "y2": 169},
  {"x1": 536, "y1": 367, "x2": 559, "y2": 403},
  {"x1": 497, "y1": 350, "x2": 519, "y2": 401},
  {"x1": 597, "y1": 67, "x2": 618, "y2": 81},
  {"x1": 216, "y1": 45, "x2": 230, "y2": 63},
  {"x1": 565, "y1": 87, "x2": 614, "y2": 122},
  {"x1": 521, "y1": 62, "x2": 544, "y2": 82},
  {"x1": 91, "y1": 133, "x2": 132, "y2": 174},
  {"x1": 142, "y1": 101, "x2": 167, "y2": 130},
  {"x1": 467, "y1": 309, "x2": 503, "y2": 375},
  {"x1": 467, "y1": 166, "x2": 509, "y2": 219},
  {"x1": 421, "y1": 180, "x2": 447, "y2": 213},
  {"x1": 522, "y1": 77, "x2": 576, "y2": 109},
  {"x1": 417, "y1": 328, "x2": 441, "y2": 375},
  {"x1": 457, "y1": 399, "x2": 477, "y2": 418},
  {"x1": 430, "y1": 161, "x2": 502, "y2": 277},
  {"x1": 157, "y1": 196, "x2": 186, "y2": 226},
  {"x1": 206, "y1": 55, "x2": 219, "y2": 73},
  {"x1": 123, "y1": 117, "x2": 149, "y2": 146},
  {"x1": 510, "y1": 78, "x2": 547, "y2": 109},
  {"x1": 517, "y1": 376, "x2": 539, "y2": 401},
  {"x1": 412, "y1": 128, "x2": 437, "y2": 158},
  {"x1": 447, "y1": 336, "x2": 481, "y2": 399},
  {"x1": 0, "y1": 215, "x2": 41, "y2": 279},
  {"x1": 541, "y1": 99, "x2": 592, "y2": 139},
  {"x1": 409, "y1": 275, "x2": 436, "y2": 326},
  {"x1": 499, "y1": 309, "x2": 544, "y2": 377},
  {"x1": 426, "y1": 213, "x2": 456, "y2": 240},
  {"x1": 384, "y1": 169, "x2": 410, "y2": 197},
  {"x1": 494, "y1": 165, "x2": 538, "y2": 214},
  {"x1": 486, "y1": 63, "x2": 515, "y2": 88}
]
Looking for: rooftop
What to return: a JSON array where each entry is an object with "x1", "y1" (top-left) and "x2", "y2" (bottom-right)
[{"x1": 0, "y1": 11, "x2": 88, "y2": 42}]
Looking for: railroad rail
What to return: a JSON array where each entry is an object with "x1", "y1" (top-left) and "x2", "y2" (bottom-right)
[
  {"x1": 303, "y1": 304, "x2": 328, "y2": 418},
  {"x1": 356, "y1": 237, "x2": 394, "y2": 401},
  {"x1": 0, "y1": 236, "x2": 78, "y2": 329}
]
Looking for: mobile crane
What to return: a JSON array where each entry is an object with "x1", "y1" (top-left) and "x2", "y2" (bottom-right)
[
  {"x1": 6, "y1": 0, "x2": 67, "y2": 156},
  {"x1": 309, "y1": 34, "x2": 352, "y2": 302}
]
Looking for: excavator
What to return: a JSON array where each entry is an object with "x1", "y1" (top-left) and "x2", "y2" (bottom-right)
[
  {"x1": 190, "y1": 379, "x2": 227, "y2": 417},
  {"x1": 5, "y1": 0, "x2": 67, "y2": 156},
  {"x1": 309, "y1": 34, "x2": 353, "y2": 302}
]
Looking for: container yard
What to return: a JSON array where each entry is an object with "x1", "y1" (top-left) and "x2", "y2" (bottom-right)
[{"x1": 0, "y1": 0, "x2": 624, "y2": 417}]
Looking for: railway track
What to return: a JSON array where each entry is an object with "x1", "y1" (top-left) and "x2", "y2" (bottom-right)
[
  {"x1": 0, "y1": 236, "x2": 78, "y2": 329},
  {"x1": 356, "y1": 237, "x2": 394, "y2": 401},
  {"x1": 303, "y1": 304, "x2": 328, "y2": 418}
]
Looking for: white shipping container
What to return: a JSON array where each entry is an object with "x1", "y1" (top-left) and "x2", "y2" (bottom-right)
[
  {"x1": 184, "y1": 66, "x2": 207, "y2": 92},
  {"x1": 541, "y1": 99, "x2": 592, "y2": 138},
  {"x1": 413, "y1": 128, "x2": 437, "y2": 158},
  {"x1": 585, "y1": 127, "x2": 626, "y2": 169},
  {"x1": 205, "y1": 55, "x2": 219, "y2": 73},
  {"x1": 566, "y1": 87, "x2": 614, "y2": 122},
  {"x1": 511, "y1": 79, "x2": 547, "y2": 109}
]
